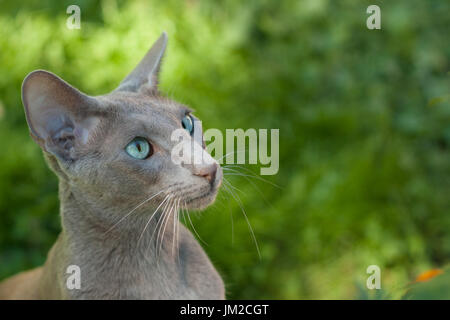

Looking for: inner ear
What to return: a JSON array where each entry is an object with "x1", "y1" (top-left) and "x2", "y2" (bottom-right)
[
  {"x1": 22, "y1": 70, "x2": 100, "y2": 160},
  {"x1": 44, "y1": 114, "x2": 100, "y2": 160}
]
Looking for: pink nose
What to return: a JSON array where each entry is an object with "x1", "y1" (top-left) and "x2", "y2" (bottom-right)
[{"x1": 194, "y1": 163, "x2": 218, "y2": 183}]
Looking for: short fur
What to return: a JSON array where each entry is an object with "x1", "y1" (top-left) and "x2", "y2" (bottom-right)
[{"x1": 0, "y1": 33, "x2": 225, "y2": 300}]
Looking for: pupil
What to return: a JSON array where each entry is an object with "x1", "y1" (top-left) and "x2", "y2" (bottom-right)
[{"x1": 137, "y1": 143, "x2": 142, "y2": 152}]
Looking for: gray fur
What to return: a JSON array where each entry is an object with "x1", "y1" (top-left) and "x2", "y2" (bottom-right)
[{"x1": 0, "y1": 33, "x2": 225, "y2": 300}]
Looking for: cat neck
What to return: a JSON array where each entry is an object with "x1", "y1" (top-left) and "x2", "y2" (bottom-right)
[
  {"x1": 60, "y1": 180, "x2": 182, "y2": 264},
  {"x1": 41, "y1": 182, "x2": 185, "y2": 298},
  {"x1": 36, "y1": 181, "x2": 225, "y2": 299}
]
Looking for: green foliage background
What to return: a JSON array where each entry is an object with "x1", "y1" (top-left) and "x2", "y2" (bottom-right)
[{"x1": 0, "y1": 0, "x2": 449, "y2": 299}]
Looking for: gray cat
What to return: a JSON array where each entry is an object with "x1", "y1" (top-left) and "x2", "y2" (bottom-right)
[{"x1": 0, "y1": 32, "x2": 225, "y2": 299}]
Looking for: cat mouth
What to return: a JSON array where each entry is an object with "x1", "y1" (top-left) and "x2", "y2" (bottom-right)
[
  {"x1": 186, "y1": 188, "x2": 215, "y2": 204},
  {"x1": 184, "y1": 180, "x2": 221, "y2": 210}
]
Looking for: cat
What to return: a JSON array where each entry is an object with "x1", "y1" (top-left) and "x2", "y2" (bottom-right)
[{"x1": 0, "y1": 32, "x2": 225, "y2": 299}]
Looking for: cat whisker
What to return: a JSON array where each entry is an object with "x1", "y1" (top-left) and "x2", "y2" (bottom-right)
[
  {"x1": 215, "y1": 189, "x2": 235, "y2": 245},
  {"x1": 172, "y1": 199, "x2": 176, "y2": 256},
  {"x1": 229, "y1": 202, "x2": 234, "y2": 245},
  {"x1": 176, "y1": 202, "x2": 181, "y2": 263},
  {"x1": 224, "y1": 177, "x2": 245, "y2": 195},
  {"x1": 164, "y1": 197, "x2": 178, "y2": 257},
  {"x1": 104, "y1": 188, "x2": 169, "y2": 236},
  {"x1": 222, "y1": 166, "x2": 276, "y2": 211},
  {"x1": 172, "y1": 198, "x2": 180, "y2": 257},
  {"x1": 217, "y1": 149, "x2": 248, "y2": 162},
  {"x1": 149, "y1": 195, "x2": 173, "y2": 258},
  {"x1": 154, "y1": 196, "x2": 173, "y2": 257},
  {"x1": 184, "y1": 202, "x2": 208, "y2": 246},
  {"x1": 181, "y1": 201, "x2": 188, "y2": 226},
  {"x1": 222, "y1": 166, "x2": 281, "y2": 189},
  {"x1": 176, "y1": 198, "x2": 181, "y2": 259},
  {"x1": 180, "y1": 201, "x2": 193, "y2": 250},
  {"x1": 222, "y1": 180, "x2": 261, "y2": 259},
  {"x1": 157, "y1": 196, "x2": 176, "y2": 259},
  {"x1": 137, "y1": 194, "x2": 171, "y2": 245}
]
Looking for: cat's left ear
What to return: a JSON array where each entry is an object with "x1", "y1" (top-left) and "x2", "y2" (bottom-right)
[{"x1": 116, "y1": 32, "x2": 168, "y2": 93}]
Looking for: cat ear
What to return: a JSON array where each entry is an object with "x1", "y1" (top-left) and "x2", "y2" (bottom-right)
[
  {"x1": 22, "y1": 70, "x2": 100, "y2": 160},
  {"x1": 116, "y1": 32, "x2": 168, "y2": 93}
]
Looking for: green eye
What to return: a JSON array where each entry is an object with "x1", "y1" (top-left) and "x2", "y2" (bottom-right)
[
  {"x1": 182, "y1": 114, "x2": 194, "y2": 135},
  {"x1": 125, "y1": 137, "x2": 152, "y2": 159}
]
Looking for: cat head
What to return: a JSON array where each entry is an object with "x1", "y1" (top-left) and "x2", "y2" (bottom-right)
[{"x1": 21, "y1": 32, "x2": 222, "y2": 216}]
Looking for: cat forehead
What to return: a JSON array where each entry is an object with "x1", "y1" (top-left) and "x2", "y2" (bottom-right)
[{"x1": 98, "y1": 92, "x2": 191, "y2": 118}]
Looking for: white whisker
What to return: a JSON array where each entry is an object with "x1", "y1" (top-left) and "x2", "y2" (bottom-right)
[
  {"x1": 158, "y1": 196, "x2": 176, "y2": 258},
  {"x1": 223, "y1": 167, "x2": 276, "y2": 211},
  {"x1": 185, "y1": 204, "x2": 208, "y2": 246},
  {"x1": 104, "y1": 188, "x2": 169, "y2": 236},
  {"x1": 217, "y1": 149, "x2": 248, "y2": 162},
  {"x1": 149, "y1": 195, "x2": 173, "y2": 252},
  {"x1": 223, "y1": 181, "x2": 261, "y2": 259},
  {"x1": 222, "y1": 167, "x2": 281, "y2": 189},
  {"x1": 137, "y1": 194, "x2": 171, "y2": 245},
  {"x1": 172, "y1": 198, "x2": 180, "y2": 256}
]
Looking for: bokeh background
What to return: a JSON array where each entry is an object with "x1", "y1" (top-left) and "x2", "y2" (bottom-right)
[{"x1": 0, "y1": 0, "x2": 449, "y2": 299}]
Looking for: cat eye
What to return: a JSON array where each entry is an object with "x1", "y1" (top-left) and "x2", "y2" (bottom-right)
[
  {"x1": 181, "y1": 114, "x2": 194, "y2": 135},
  {"x1": 125, "y1": 137, "x2": 152, "y2": 160}
]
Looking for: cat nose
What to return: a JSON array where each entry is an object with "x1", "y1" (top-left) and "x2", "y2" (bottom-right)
[{"x1": 194, "y1": 163, "x2": 218, "y2": 184}]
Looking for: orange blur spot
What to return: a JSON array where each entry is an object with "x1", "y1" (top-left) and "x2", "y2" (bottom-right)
[{"x1": 415, "y1": 269, "x2": 444, "y2": 283}]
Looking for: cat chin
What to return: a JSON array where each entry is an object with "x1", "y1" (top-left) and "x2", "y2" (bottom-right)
[{"x1": 184, "y1": 187, "x2": 219, "y2": 210}]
